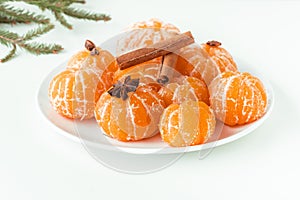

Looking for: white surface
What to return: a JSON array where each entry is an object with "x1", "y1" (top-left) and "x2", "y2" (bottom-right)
[
  {"x1": 1, "y1": 0, "x2": 300, "y2": 199},
  {"x1": 37, "y1": 49, "x2": 274, "y2": 154}
]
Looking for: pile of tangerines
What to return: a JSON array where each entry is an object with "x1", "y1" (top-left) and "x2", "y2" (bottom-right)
[{"x1": 48, "y1": 19, "x2": 268, "y2": 147}]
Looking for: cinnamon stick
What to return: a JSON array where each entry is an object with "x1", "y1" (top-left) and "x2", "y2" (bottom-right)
[{"x1": 117, "y1": 31, "x2": 194, "y2": 70}]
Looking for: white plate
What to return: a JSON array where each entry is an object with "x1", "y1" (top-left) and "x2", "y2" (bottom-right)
[{"x1": 36, "y1": 34, "x2": 274, "y2": 154}]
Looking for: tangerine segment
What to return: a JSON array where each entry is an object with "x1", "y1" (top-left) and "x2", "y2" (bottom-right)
[
  {"x1": 208, "y1": 71, "x2": 268, "y2": 126},
  {"x1": 158, "y1": 76, "x2": 210, "y2": 106},
  {"x1": 49, "y1": 47, "x2": 117, "y2": 119},
  {"x1": 159, "y1": 100, "x2": 216, "y2": 147},
  {"x1": 116, "y1": 19, "x2": 180, "y2": 56},
  {"x1": 175, "y1": 43, "x2": 237, "y2": 86},
  {"x1": 95, "y1": 85, "x2": 166, "y2": 142}
]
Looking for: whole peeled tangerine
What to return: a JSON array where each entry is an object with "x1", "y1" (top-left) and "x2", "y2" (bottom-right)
[
  {"x1": 94, "y1": 76, "x2": 166, "y2": 141},
  {"x1": 159, "y1": 100, "x2": 216, "y2": 147},
  {"x1": 208, "y1": 71, "x2": 268, "y2": 126},
  {"x1": 175, "y1": 41, "x2": 238, "y2": 86},
  {"x1": 48, "y1": 40, "x2": 117, "y2": 119}
]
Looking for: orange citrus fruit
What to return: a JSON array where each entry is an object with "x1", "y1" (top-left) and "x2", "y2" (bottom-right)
[
  {"x1": 117, "y1": 18, "x2": 180, "y2": 54},
  {"x1": 49, "y1": 44, "x2": 117, "y2": 119},
  {"x1": 202, "y1": 41, "x2": 237, "y2": 73},
  {"x1": 128, "y1": 18, "x2": 180, "y2": 32},
  {"x1": 159, "y1": 100, "x2": 216, "y2": 147},
  {"x1": 208, "y1": 71, "x2": 268, "y2": 126},
  {"x1": 158, "y1": 76, "x2": 210, "y2": 106},
  {"x1": 175, "y1": 41, "x2": 237, "y2": 85},
  {"x1": 95, "y1": 82, "x2": 166, "y2": 141}
]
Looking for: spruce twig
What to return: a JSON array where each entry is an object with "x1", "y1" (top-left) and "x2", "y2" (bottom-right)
[
  {"x1": 0, "y1": 13, "x2": 29, "y2": 24},
  {"x1": 0, "y1": 4, "x2": 49, "y2": 24},
  {"x1": 22, "y1": 24, "x2": 55, "y2": 41},
  {"x1": 62, "y1": 7, "x2": 111, "y2": 21},
  {"x1": 0, "y1": 44, "x2": 16, "y2": 63},
  {"x1": 20, "y1": 42, "x2": 63, "y2": 55},
  {"x1": 0, "y1": 0, "x2": 111, "y2": 63},
  {"x1": 13, "y1": 0, "x2": 111, "y2": 29},
  {"x1": 53, "y1": 11, "x2": 73, "y2": 29},
  {"x1": 0, "y1": 24, "x2": 63, "y2": 62}
]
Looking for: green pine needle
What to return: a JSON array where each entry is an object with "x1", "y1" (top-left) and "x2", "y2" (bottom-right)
[
  {"x1": 0, "y1": 4, "x2": 49, "y2": 24},
  {"x1": 63, "y1": 7, "x2": 111, "y2": 21},
  {"x1": 20, "y1": 42, "x2": 63, "y2": 55},
  {"x1": 0, "y1": 29, "x2": 20, "y2": 46},
  {"x1": 0, "y1": 24, "x2": 63, "y2": 62},
  {"x1": 55, "y1": 0, "x2": 86, "y2": 6},
  {"x1": 0, "y1": 0, "x2": 111, "y2": 63},
  {"x1": 53, "y1": 11, "x2": 73, "y2": 29},
  {"x1": 22, "y1": 24, "x2": 55, "y2": 41},
  {"x1": 0, "y1": 13, "x2": 29, "y2": 24},
  {"x1": 0, "y1": 44, "x2": 16, "y2": 63}
]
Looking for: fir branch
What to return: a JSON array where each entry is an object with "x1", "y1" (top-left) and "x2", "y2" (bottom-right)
[
  {"x1": 52, "y1": 0, "x2": 86, "y2": 6},
  {"x1": 71, "y1": 0, "x2": 86, "y2": 4},
  {"x1": 20, "y1": 42, "x2": 63, "y2": 55},
  {"x1": 53, "y1": 10, "x2": 73, "y2": 29},
  {"x1": 0, "y1": 44, "x2": 16, "y2": 63},
  {"x1": 0, "y1": 29, "x2": 20, "y2": 46},
  {"x1": 22, "y1": 23, "x2": 55, "y2": 41},
  {"x1": 0, "y1": 4, "x2": 49, "y2": 24},
  {"x1": 62, "y1": 7, "x2": 111, "y2": 21},
  {"x1": 14, "y1": 0, "x2": 110, "y2": 26},
  {"x1": 0, "y1": 0, "x2": 111, "y2": 63},
  {"x1": 0, "y1": 13, "x2": 29, "y2": 24},
  {"x1": 0, "y1": 24, "x2": 63, "y2": 62}
]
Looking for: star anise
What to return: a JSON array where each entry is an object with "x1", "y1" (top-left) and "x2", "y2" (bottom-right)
[
  {"x1": 157, "y1": 75, "x2": 169, "y2": 85},
  {"x1": 85, "y1": 40, "x2": 99, "y2": 55},
  {"x1": 107, "y1": 76, "x2": 140, "y2": 100},
  {"x1": 206, "y1": 40, "x2": 222, "y2": 47}
]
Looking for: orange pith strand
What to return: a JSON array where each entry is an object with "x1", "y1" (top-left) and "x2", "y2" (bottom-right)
[
  {"x1": 158, "y1": 76, "x2": 210, "y2": 106},
  {"x1": 159, "y1": 100, "x2": 216, "y2": 147},
  {"x1": 175, "y1": 41, "x2": 238, "y2": 86},
  {"x1": 95, "y1": 76, "x2": 166, "y2": 142},
  {"x1": 48, "y1": 40, "x2": 117, "y2": 119},
  {"x1": 208, "y1": 71, "x2": 268, "y2": 126}
]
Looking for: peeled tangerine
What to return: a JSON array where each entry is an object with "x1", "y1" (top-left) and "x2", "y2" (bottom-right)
[
  {"x1": 159, "y1": 100, "x2": 216, "y2": 147},
  {"x1": 95, "y1": 76, "x2": 166, "y2": 141},
  {"x1": 175, "y1": 41, "x2": 238, "y2": 86},
  {"x1": 158, "y1": 76, "x2": 210, "y2": 106},
  {"x1": 115, "y1": 19, "x2": 180, "y2": 79},
  {"x1": 208, "y1": 71, "x2": 268, "y2": 126},
  {"x1": 48, "y1": 40, "x2": 117, "y2": 119},
  {"x1": 117, "y1": 18, "x2": 180, "y2": 55}
]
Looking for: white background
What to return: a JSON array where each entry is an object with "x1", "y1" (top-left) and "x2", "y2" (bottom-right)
[{"x1": 1, "y1": 0, "x2": 300, "y2": 199}]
